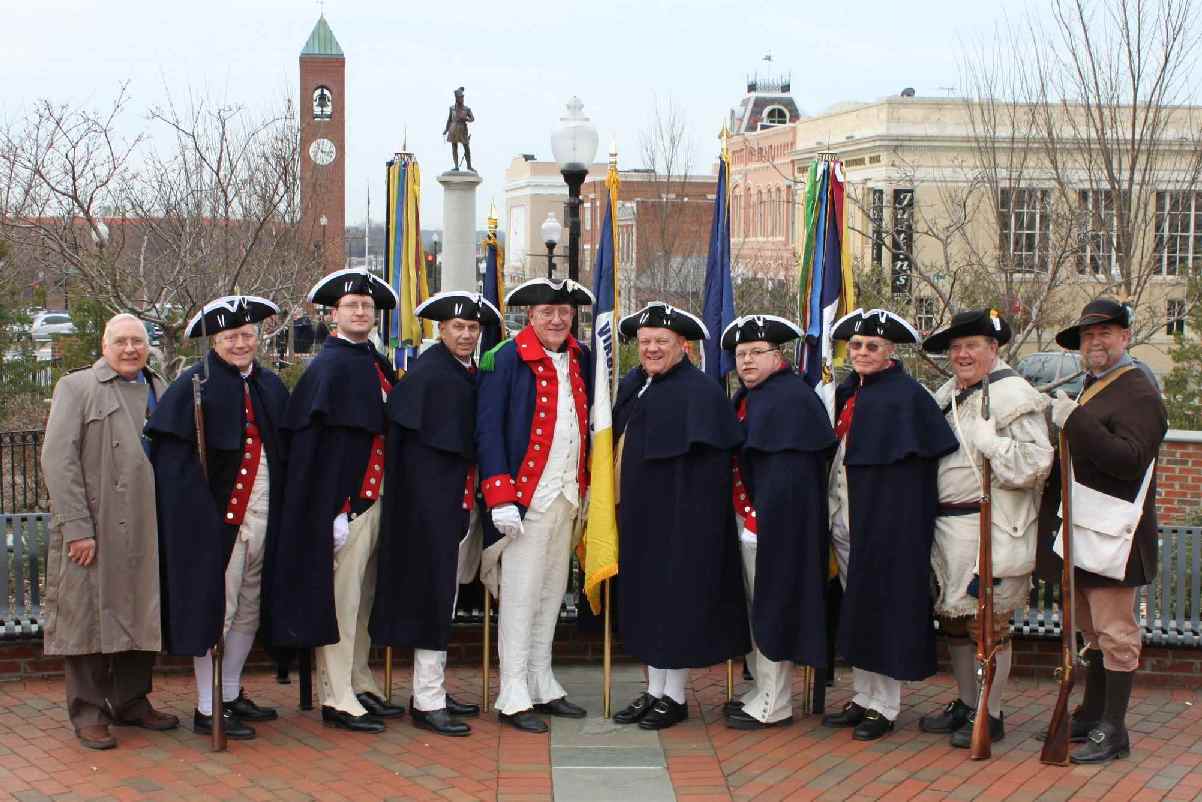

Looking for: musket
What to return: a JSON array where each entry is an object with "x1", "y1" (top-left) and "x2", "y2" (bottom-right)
[
  {"x1": 970, "y1": 375, "x2": 996, "y2": 760},
  {"x1": 1040, "y1": 430, "x2": 1079, "y2": 766},
  {"x1": 191, "y1": 363, "x2": 224, "y2": 755}
]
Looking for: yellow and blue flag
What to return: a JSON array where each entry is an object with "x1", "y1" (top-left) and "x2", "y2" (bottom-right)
[
  {"x1": 385, "y1": 154, "x2": 431, "y2": 368},
  {"x1": 581, "y1": 162, "x2": 621, "y2": 615},
  {"x1": 481, "y1": 231, "x2": 506, "y2": 354}
]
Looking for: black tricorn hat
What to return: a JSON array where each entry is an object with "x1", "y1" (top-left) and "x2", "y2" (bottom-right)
[
  {"x1": 921, "y1": 308, "x2": 1012, "y2": 353},
  {"x1": 504, "y1": 277, "x2": 594, "y2": 307},
  {"x1": 415, "y1": 290, "x2": 501, "y2": 326},
  {"x1": 307, "y1": 268, "x2": 399, "y2": 311},
  {"x1": 1054, "y1": 298, "x2": 1131, "y2": 350},
  {"x1": 618, "y1": 301, "x2": 709, "y2": 341},
  {"x1": 720, "y1": 314, "x2": 804, "y2": 351},
  {"x1": 831, "y1": 307, "x2": 921, "y2": 344},
  {"x1": 185, "y1": 295, "x2": 280, "y2": 339}
]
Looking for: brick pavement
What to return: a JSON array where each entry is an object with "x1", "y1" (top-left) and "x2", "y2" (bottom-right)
[{"x1": 0, "y1": 664, "x2": 1199, "y2": 801}]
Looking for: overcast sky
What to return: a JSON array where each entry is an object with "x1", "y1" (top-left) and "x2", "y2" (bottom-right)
[{"x1": 4, "y1": 0, "x2": 1024, "y2": 228}]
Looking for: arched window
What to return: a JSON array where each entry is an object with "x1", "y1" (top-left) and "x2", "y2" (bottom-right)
[
  {"x1": 756, "y1": 190, "x2": 764, "y2": 237},
  {"x1": 760, "y1": 105, "x2": 790, "y2": 128},
  {"x1": 731, "y1": 187, "x2": 741, "y2": 236},
  {"x1": 313, "y1": 86, "x2": 334, "y2": 120}
]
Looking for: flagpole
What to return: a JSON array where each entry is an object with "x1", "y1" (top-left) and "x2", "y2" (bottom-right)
[
  {"x1": 482, "y1": 588, "x2": 492, "y2": 713},
  {"x1": 602, "y1": 579, "x2": 612, "y2": 718}
]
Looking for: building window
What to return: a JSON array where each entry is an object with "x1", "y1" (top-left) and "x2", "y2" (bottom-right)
[
  {"x1": 870, "y1": 189, "x2": 885, "y2": 267},
  {"x1": 915, "y1": 297, "x2": 937, "y2": 333},
  {"x1": 313, "y1": 86, "x2": 333, "y2": 120},
  {"x1": 1077, "y1": 190, "x2": 1126, "y2": 275},
  {"x1": 1154, "y1": 191, "x2": 1202, "y2": 276},
  {"x1": 1167, "y1": 298, "x2": 1186, "y2": 336},
  {"x1": 786, "y1": 187, "x2": 795, "y2": 245},
  {"x1": 998, "y1": 188, "x2": 1050, "y2": 272},
  {"x1": 760, "y1": 106, "x2": 789, "y2": 128}
]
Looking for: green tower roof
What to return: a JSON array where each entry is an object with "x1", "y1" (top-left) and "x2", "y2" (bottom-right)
[{"x1": 301, "y1": 16, "x2": 343, "y2": 57}]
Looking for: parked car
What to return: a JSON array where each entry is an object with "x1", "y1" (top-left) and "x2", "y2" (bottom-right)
[
  {"x1": 1015, "y1": 351, "x2": 1084, "y2": 396},
  {"x1": 30, "y1": 311, "x2": 76, "y2": 339}
]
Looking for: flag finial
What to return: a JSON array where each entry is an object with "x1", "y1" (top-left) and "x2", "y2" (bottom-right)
[
  {"x1": 609, "y1": 139, "x2": 618, "y2": 167},
  {"x1": 488, "y1": 200, "x2": 498, "y2": 235},
  {"x1": 720, "y1": 121, "x2": 731, "y2": 161}
]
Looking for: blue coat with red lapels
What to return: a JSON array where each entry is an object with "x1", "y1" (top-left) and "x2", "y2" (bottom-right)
[{"x1": 476, "y1": 325, "x2": 593, "y2": 550}]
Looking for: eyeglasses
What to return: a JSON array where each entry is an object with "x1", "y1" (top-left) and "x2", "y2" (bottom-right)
[
  {"x1": 217, "y1": 332, "x2": 258, "y2": 345},
  {"x1": 532, "y1": 307, "x2": 573, "y2": 321},
  {"x1": 110, "y1": 337, "x2": 148, "y2": 349},
  {"x1": 337, "y1": 301, "x2": 376, "y2": 313},
  {"x1": 848, "y1": 340, "x2": 885, "y2": 353},
  {"x1": 734, "y1": 347, "x2": 779, "y2": 361}
]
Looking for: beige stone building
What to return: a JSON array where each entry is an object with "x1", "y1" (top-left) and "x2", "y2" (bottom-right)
[{"x1": 728, "y1": 88, "x2": 1201, "y2": 376}]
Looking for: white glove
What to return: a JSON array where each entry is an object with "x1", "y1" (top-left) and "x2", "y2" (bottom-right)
[
  {"x1": 332, "y1": 512, "x2": 350, "y2": 553},
  {"x1": 1051, "y1": 390, "x2": 1078, "y2": 430},
  {"x1": 962, "y1": 415, "x2": 1003, "y2": 459},
  {"x1": 490, "y1": 503, "x2": 524, "y2": 540}
]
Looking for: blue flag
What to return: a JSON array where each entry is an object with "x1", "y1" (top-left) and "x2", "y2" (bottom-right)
[
  {"x1": 481, "y1": 233, "x2": 505, "y2": 354},
  {"x1": 702, "y1": 154, "x2": 735, "y2": 381}
]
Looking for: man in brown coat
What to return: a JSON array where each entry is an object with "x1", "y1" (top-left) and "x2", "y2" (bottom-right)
[
  {"x1": 1042, "y1": 298, "x2": 1167, "y2": 764},
  {"x1": 42, "y1": 313, "x2": 179, "y2": 750}
]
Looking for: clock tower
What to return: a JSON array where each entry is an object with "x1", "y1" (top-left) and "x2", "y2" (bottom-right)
[{"x1": 299, "y1": 15, "x2": 345, "y2": 274}]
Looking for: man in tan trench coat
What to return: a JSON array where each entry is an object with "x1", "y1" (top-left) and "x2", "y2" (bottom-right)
[{"x1": 41, "y1": 314, "x2": 179, "y2": 749}]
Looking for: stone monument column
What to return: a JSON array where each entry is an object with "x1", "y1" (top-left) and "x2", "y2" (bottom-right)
[{"x1": 437, "y1": 170, "x2": 483, "y2": 292}]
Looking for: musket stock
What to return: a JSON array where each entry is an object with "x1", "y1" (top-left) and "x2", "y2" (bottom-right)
[
  {"x1": 1040, "y1": 430, "x2": 1077, "y2": 766},
  {"x1": 970, "y1": 375, "x2": 995, "y2": 760},
  {"x1": 193, "y1": 371, "x2": 226, "y2": 752}
]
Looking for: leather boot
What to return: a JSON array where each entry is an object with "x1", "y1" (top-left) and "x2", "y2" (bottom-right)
[
  {"x1": 1071, "y1": 649, "x2": 1106, "y2": 741},
  {"x1": 1071, "y1": 669, "x2": 1133, "y2": 764}
]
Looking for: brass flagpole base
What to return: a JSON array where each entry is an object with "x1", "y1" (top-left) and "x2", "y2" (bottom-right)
[
  {"x1": 602, "y1": 579, "x2": 613, "y2": 718},
  {"x1": 482, "y1": 589, "x2": 492, "y2": 714},
  {"x1": 384, "y1": 647, "x2": 393, "y2": 704},
  {"x1": 726, "y1": 659, "x2": 734, "y2": 702}
]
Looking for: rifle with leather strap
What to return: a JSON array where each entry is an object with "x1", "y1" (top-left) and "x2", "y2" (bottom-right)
[{"x1": 970, "y1": 375, "x2": 997, "y2": 760}]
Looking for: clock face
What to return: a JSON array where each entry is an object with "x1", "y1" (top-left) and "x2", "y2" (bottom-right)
[{"x1": 309, "y1": 138, "x2": 336, "y2": 166}]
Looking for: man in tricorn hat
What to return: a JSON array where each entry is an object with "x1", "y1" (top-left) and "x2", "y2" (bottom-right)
[
  {"x1": 443, "y1": 87, "x2": 475, "y2": 171},
  {"x1": 269, "y1": 268, "x2": 404, "y2": 733},
  {"x1": 147, "y1": 295, "x2": 288, "y2": 741},
  {"x1": 477, "y1": 277, "x2": 593, "y2": 733},
  {"x1": 719, "y1": 314, "x2": 835, "y2": 731},
  {"x1": 821, "y1": 308, "x2": 958, "y2": 741},
  {"x1": 917, "y1": 308, "x2": 1052, "y2": 747},
  {"x1": 610, "y1": 302, "x2": 749, "y2": 732},
  {"x1": 370, "y1": 291, "x2": 502, "y2": 738},
  {"x1": 1037, "y1": 298, "x2": 1167, "y2": 763}
]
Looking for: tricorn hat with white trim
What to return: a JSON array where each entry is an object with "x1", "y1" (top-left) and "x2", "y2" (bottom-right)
[
  {"x1": 618, "y1": 302, "x2": 709, "y2": 341},
  {"x1": 185, "y1": 295, "x2": 280, "y2": 339},
  {"x1": 831, "y1": 307, "x2": 921, "y2": 344},
  {"x1": 721, "y1": 314, "x2": 804, "y2": 351},
  {"x1": 504, "y1": 277, "x2": 594, "y2": 307},
  {"x1": 921, "y1": 308, "x2": 1012, "y2": 353},
  {"x1": 415, "y1": 291, "x2": 502, "y2": 326},
  {"x1": 306, "y1": 268, "x2": 399, "y2": 311}
]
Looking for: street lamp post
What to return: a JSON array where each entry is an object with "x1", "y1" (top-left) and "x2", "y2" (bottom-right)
[
  {"x1": 551, "y1": 97, "x2": 599, "y2": 287},
  {"x1": 541, "y1": 213, "x2": 562, "y2": 279}
]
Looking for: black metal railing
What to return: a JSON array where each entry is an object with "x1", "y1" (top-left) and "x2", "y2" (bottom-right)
[{"x1": 0, "y1": 431, "x2": 47, "y2": 513}]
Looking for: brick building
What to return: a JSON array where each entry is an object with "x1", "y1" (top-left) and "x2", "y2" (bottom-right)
[{"x1": 298, "y1": 15, "x2": 347, "y2": 275}]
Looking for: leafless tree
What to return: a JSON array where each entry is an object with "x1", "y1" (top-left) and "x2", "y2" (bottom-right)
[{"x1": 0, "y1": 85, "x2": 323, "y2": 375}]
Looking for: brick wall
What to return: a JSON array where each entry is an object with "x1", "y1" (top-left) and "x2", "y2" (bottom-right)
[{"x1": 1156, "y1": 431, "x2": 1202, "y2": 524}]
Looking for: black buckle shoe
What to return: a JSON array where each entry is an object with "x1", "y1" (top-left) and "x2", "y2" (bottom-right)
[
  {"x1": 321, "y1": 706, "x2": 385, "y2": 733},
  {"x1": 193, "y1": 708, "x2": 255, "y2": 740},
  {"x1": 411, "y1": 704, "x2": 471, "y2": 737},
  {"x1": 725, "y1": 710, "x2": 793, "y2": 731},
  {"x1": 224, "y1": 689, "x2": 279, "y2": 722},
  {"x1": 614, "y1": 692, "x2": 658, "y2": 725},
  {"x1": 534, "y1": 697, "x2": 587, "y2": 719},
  {"x1": 445, "y1": 694, "x2": 480, "y2": 718},
  {"x1": 1070, "y1": 722, "x2": 1130, "y2": 764},
  {"x1": 722, "y1": 699, "x2": 745, "y2": 719},
  {"x1": 355, "y1": 692, "x2": 405, "y2": 719},
  {"x1": 950, "y1": 710, "x2": 1004, "y2": 748},
  {"x1": 919, "y1": 698, "x2": 973, "y2": 733},
  {"x1": 498, "y1": 709, "x2": 549, "y2": 733},
  {"x1": 638, "y1": 697, "x2": 688, "y2": 730},
  {"x1": 822, "y1": 701, "x2": 866, "y2": 729},
  {"x1": 852, "y1": 709, "x2": 894, "y2": 741}
]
